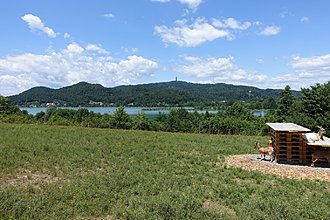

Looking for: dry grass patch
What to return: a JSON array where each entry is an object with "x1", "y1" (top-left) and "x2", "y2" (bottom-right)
[
  {"x1": 0, "y1": 169, "x2": 66, "y2": 189},
  {"x1": 203, "y1": 199, "x2": 237, "y2": 219}
]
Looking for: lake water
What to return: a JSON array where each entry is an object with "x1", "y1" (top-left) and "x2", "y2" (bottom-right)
[
  {"x1": 20, "y1": 107, "x2": 267, "y2": 117},
  {"x1": 20, "y1": 107, "x2": 170, "y2": 116}
]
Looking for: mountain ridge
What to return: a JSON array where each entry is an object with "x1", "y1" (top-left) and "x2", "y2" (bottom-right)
[{"x1": 7, "y1": 81, "x2": 298, "y2": 107}]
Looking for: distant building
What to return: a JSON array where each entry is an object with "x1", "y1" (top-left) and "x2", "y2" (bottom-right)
[
  {"x1": 89, "y1": 101, "x2": 104, "y2": 106},
  {"x1": 46, "y1": 103, "x2": 56, "y2": 107}
]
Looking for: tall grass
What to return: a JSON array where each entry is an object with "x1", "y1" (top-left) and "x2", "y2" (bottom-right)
[{"x1": 0, "y1": 123, "x2": 329, "y2": 219}]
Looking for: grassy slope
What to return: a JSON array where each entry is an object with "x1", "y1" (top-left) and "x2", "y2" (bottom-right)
[{"x1": 0, "y1": 123, "x2": 329, "y2": 219}]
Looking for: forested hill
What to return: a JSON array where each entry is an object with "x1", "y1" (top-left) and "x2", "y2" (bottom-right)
[{"x1": 7, "y1": 81, "x2": 298, "y2": 107}]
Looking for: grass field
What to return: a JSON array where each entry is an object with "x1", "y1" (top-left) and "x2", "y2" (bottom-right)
[{"x1": 0, "y1": 123, "x2": 329, "y2": 219}]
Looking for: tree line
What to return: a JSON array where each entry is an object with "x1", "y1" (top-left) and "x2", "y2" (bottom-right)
[{"x1": 1, "y1": 82, "x2": 330, "y2": 135}]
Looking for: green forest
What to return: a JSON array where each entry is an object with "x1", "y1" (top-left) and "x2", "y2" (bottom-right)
[
  {"x1": 2, "y1": 82, "x2": 330, "y2": 135},
  {"x1": 7, "y1": 81, "x2": 299, "y2": 107}
]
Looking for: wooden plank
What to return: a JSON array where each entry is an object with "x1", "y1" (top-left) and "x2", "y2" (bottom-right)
[{"x1": 266, "y1": 123, "x2": 310, "y2": 132}]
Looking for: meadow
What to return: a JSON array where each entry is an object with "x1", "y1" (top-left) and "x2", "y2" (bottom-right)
[{"x1": 0, "y1": 123, "x2": 329, "y2": 219}]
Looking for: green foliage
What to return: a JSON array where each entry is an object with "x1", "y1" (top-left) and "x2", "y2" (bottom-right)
[
  {"x1": 299, "y1": 82, "x2": 330, "y2": 130},
  {"x1": 8, "y1": 81, "x2": 294, "y2": 107},
  {"x1": 0, "y1": 96, "x2": 21, "y2": 115},
  {"x1": 44, "y1": 106, "x2": 57, "y2": 121},
  {"x1": 0, "y1": 124, "x2": 329, "y2": 219},
  {"x1": 224, "y1": 102, "x2": 253, "y2": 120},
  {"x1": 276, "y1": 85, "x2": 295, "y2": 121},
  {"x1": 132, "y1": 112, "x2": 150, "y2": 130},
  {"x1": 0, "y1": 96, "x2": 34, "y2": 123},
  {"x1": 113, "y1": 106, "x2": 131, "y2": 129}
]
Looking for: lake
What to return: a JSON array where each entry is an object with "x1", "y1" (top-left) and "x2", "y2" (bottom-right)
[{"x1": 20, "y1": 107, "x2": 267, "y2": 117}]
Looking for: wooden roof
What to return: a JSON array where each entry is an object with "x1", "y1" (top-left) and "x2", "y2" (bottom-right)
[{"x1": 266, "y1": 123, "x2": 310, "y2": 132}]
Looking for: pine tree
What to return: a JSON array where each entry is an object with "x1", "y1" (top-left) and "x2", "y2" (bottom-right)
[
  {"x1": 301, "y1": 82, "x2": 330, "y2": 130},
  {"x1": 113, "y1": 106, "x2": 130, "y2": 129},
  {"x1": 276, "y1": 85, "x2": 295, "y2": 122}
]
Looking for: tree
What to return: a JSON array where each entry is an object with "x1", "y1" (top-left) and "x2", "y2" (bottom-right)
[
  {"x1": 132, "y1": 112, "x2": 150, "y2": 130},
  {"x1": 44, "y1": 106, "x2": 57, "y2": 121},
  {"x1": 74, "y1": 108, "x2": 90, "y2": 123},
  {"x1": 0, "y1": 96, "x2": 21, "y2": 115},
  {"x1": 113, "y1": 106, "x2": 131, "y2": 129},
  {"x1": 300, "y1": 82, "x2": 330, "y2": 130},
  {"x1": 35, "y1": 111, "x2": 46, "y2": 121},
  {"x1": 225, "y1": 102, "x2": 252, "y2": 120},
  {"x1": 263, "y1": 97, "x2": 277, "y2": 109},
  {"x1": 276, "y1": 85, "x2": 295, "y2": 122}
]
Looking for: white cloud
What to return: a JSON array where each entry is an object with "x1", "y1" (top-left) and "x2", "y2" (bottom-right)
[
  {"x1": 177, "y1": 54, "x2": 330, "y2": 90},
  {"x1": 0, "y1": 43, "x2": 158, "y2": 96},
  {"x1": 300, "y1": 16, "x2": 309, "y2": 23},
  {"x1": 178, "y1": 0, "x2": 203, "y2": 10},
  {"x1": 21, "y1": 14, "x2": 57, "y2": 38},
  {"x1": 104, "y1": 13, "x2": 115, "y2": 18},
  {"x1": 195, "y1": 80, "x2": 215, "y2": 84},
  {"x1": 155, "y1": 17, "x2": 256, "y2": 47},
  {"x1": 151, "y1": 0, "x2": 171, "y2": 2},
  {"x1": 86, "y1": 44, "x2": 109, "y2": 54},
  {"x1": 177, "y1": 56, "x2": 267, "y2": 83},
  {"x1": 291, "y1": 54, "x2": 330, "y2": 72},
  {"x1": 64, "y1": 33, "x2": 71, "y2": 39},
  {"x1": 256, "y1": 58, "x2": 264, "y2": 64},
  {"x1": 123, "y1": 47, "x2": 139, "y2": 54},
  {"x1": 253, "y1": 21, "x2": 262, "y2": 26},
  {"x1": 213, "y1": 18, "x2": 251, "y2": 30},
  {"x1": 259, "y1": 25, "x2": 280, "y2": 36},
  {"x1": 66, "y1": 43, "x2": 84, "y2": 54},
  {"x1": 263, "y1": 54, "x2": 330, "y2": 90},
  {"x1": 155, "y1": 18, "x2": 230, "y2": 47},
  {"x1": 151, "y1": 0, "x2": 202, "y2": 10},
  {"x1": 280, "y1": 10, "x2": 294, "y2": 18}
]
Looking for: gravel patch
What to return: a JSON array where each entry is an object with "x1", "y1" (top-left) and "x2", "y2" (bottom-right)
[{"x1": 225, "y1": 154, "x2": 330, "y2": 181}]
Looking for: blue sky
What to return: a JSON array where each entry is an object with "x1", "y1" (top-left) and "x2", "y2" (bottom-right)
[{"x1": 1, "y1": 0, "x2": 330, "y2": 96}]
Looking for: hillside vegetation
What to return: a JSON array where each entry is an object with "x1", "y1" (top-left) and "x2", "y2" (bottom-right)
[
  {"x1": 0, "y1": 123, "x2": 329, "y2": 219},
  {"x1": 8, "y1": 81, "x2": 294, "y2": 107}
]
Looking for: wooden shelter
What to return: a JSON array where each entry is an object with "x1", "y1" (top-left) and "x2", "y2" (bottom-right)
[{"x1": 266, "y1": 123, "x2": 312, "y2": 165}]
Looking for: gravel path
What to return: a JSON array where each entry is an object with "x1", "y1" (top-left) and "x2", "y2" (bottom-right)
[{"x1": 225, "y1": 154, "x2": 330, "y2": 181}]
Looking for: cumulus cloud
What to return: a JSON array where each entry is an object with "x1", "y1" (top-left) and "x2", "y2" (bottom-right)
[
  {"x1": 66, "y1": 43, "x2": 84, "y2": 54},
  {"x1": 86, "y1": 44, "x2": 109, "y2": 54},
  {"x1": 259, "y1": 25, "x2": 280, "y2": 36},
  {"x1": 290, "y1": 54, "x2": 330, "y2": 85},
  {"x1": 178, "y1": 0, "x2": 203, "y2": 10},
  {"x1": 0, "y1": 43, "x2": 158, "y2": 96},
  {"x1": 155, "y1": 17, "x2": 256, "y2": 47},
  {"x1": 177, "y1": 56, "x2": 267, "y2": 83},
  {"x1": 21, "y1": 14, "x2": 57, "y2": 38},
  {"x1": 291, "y1": 54, "x2": 330, "y2": 70},
  {"x1": 155, "y1": 18, "x2": 230, "y2": 47},
  {"x1": 263, "y1": 54, "x2": 330, "y2": 90},
  {"x1": 212, "y1": 18, "x2": 251, "y2": 30},
  {"x1": 63, "y1": 33, "x2": 71, "y2": 39},
  {"x1": 151, "y1": 0, "x2": 202, "y2": 10},
  {"x1": 176, "y1": 54, "x2": 330, "y2": 90}
]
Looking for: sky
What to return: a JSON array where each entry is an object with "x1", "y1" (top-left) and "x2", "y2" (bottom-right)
[{"x1": 1, "y1": 0, "x2": 330, "y2": 96}]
